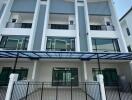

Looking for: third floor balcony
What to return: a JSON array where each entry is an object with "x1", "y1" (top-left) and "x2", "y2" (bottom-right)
[
  {"x1": 6, "y1": 13, "x2": 33, "y2": 29},
  {"x1": 89, "y1": 15, "x2": 115, "y2": 31}
]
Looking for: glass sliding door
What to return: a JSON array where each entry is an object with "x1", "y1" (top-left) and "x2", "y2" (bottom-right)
[
  {"x1": 0, "y1": 36, "x2": 29, "y2": 50},
  {"x1": 92, "y1": 38, "x2": 120, "y2": 52},
  {"x1": 46, "y1": 37, "x2": 75, "y2": 51},
  {"x1": 52, "y1": 68, "x2": 78, "y2": 86}
]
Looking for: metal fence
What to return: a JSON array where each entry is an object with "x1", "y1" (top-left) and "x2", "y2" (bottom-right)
[
  {"x1": 105, "y1": 82, "x2": 132, "y2": 100},
  {"x1": 10, "y1": 81, "x2": 101, "y2": 100},
  {"x1": 0, "y1": 82, "x2": 8, "y2": 100}
]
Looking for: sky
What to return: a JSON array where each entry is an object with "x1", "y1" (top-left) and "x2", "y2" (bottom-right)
[{"x1": 113, "y1": 0, "x2": 132, "y2": 19}]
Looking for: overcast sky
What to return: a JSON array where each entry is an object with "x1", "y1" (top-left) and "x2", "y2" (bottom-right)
[{"x1": 113, "y1": 0, "x2": 132, "y2": 19}]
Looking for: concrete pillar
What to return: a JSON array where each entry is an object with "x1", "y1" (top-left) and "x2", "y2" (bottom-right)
[
  {"x1": 27, "y1": 0, "x2": 40, "y2": 50},
  {"x1": 83, "y1": 61, "x2": 88, "y2": 81},
  {"x1": 97, "y1": 74, "x2": 106, "y2": 100},
  {"x1": 41, "y1": 0, "x2": 50, "y2": 51},
  {"x1": 75, "y1": 0, "x2": 80, "y2": 52},
  {"x1": 32, "y1": 61, "x2": 38, "y2": 80},
  {"x1": 5, "y1": 74, "x2": 18, "y2": 100},
  {"x1": 84, "y1": 0, "x2": 93, "y2": 52}
]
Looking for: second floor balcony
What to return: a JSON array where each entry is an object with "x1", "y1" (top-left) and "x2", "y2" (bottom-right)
[
  {"x1": 0, "y1": 35, "x2": 29, "y2": 50},
  {"x1": 46, "y1": 37, "x2": 75, "y2": 51}
]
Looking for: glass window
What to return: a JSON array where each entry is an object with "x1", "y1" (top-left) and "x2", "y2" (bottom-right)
[
  {"x1": 0, "y1": 36, "x2": 29, "y2": 50},
  {"x1": 46, "y1": 37, "x2": 75, "y2": 51},
  {"x1": 52, "y1": 68, "x2": 78, "y2": 86},
  {"x1": 92, "y1": 38, "x2": 120, "y2": 52}
]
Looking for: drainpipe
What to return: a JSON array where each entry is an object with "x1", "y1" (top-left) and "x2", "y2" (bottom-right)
[{"x1": 12, "y1": 52, "x2": 19, "y2": 73}]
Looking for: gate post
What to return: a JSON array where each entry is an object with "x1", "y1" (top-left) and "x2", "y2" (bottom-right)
[
  {"x1": 97, "y1": 74, "x2": 106, "y2": 100},
  {"x1": 5, "y1": 73, "x2": 18, "y2": 100}
]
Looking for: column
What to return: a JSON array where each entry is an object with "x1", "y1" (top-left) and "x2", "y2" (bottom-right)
[
  {"x1": 97, "y1": 74, "x2": 106, "y2": 100},
  {"x1": 27, "y1": 0, "x2": 40, "y2": 50},
  {"x1": 75, "y1": 0, "x2": 80, "y2": 51},
  {"x1": 41, "y1": 0, "x2": 50, "y2": 50},
  {"x1": 32, "y1": 61, "x2": 38, "y2": 80},
  {"x1": 83, "y1": 61, "x2": 88, "y2": 81},
  {"x1": 5, "y1": 74, "x2": 18, "y2": 100},
  {"x1": 84, "y1": 0, "x2": 92, "y2": 52}
]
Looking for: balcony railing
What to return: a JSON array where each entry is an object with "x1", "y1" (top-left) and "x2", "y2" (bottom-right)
[
  {"x1": 6, "y1": 22, "x2": 32, "y2": 28},
  {"x1": 90, "y1": 25, "x2": 115, "y2": 31},
  {"x1": 10, "y1": 81, "x2": 101, "y2": 100},
  {"x1": 48, "y1": 24, "x2": 75, "y2": 30}
]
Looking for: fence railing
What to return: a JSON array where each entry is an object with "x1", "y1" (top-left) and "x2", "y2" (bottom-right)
[
  {"x1": 0, "y1": 82, "x2": 8, "y2": 100},
  {"x1": 6, "y1": 22, "x2": 32, "y2": 28},
  {"x1": 105, "y1": 82, "x2": 132, "y2": 100},
  {"x1": 10, "y1": 81, "x2": 101, "y2": 100},
  {"x1": 90, "y1": 25, "x2": 115, "y2": 31}
]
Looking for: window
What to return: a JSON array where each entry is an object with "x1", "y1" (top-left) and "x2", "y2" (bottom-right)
[
  {"x1": 52, "y1": 68, "x2": 78, "y2": 86},
  {"x1": 92, "y1": 68, "x2": 118, "y2": 86},
  {"x1": 127, "y1": 46, "x2": 132, "y2": 52},
  {"x1": 92, "y1": 38, "x2": 120, "y2": 52},
  {"x1": 0, "y1": 36, "x2": 29, "y2": 50},
  {"x1": 126, "y1": 28, "x2": 131, "y2": 36},
  {"x1": 46, "y1": 37, "x2": 75, "y2": 51}
]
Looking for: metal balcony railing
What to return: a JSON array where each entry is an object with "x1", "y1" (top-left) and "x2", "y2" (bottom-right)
[
  {"x1": 10, "y1": 81, "x2": 101, "y2": 100},
  {"x1": 90, "y1": 25, "x2": 115, "y2": 31},
  {"x1": 48, "y1": 24, "x2": 75, "y2": 30},
  {"x1": 6, "y1": 22, "x2": 32, "y2": 28}
]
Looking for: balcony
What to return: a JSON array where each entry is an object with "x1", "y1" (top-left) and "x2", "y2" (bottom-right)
[
  {"x1": 0, "y1": 36, "x2": 29, "y2": 50},
  {"x1": 46, "y1": 37, "x2": 75, "y2": 51},
  {"x1": 6, "y1": 13, "x2": 33, "y2": 29},
  {"x1": 89, "y1": 15, "x2": 115, "y2": 31}
]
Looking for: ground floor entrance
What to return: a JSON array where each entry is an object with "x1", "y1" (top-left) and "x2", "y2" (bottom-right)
[{"x1": 52, "y1": 68, "x2": 79, "y2": 86}]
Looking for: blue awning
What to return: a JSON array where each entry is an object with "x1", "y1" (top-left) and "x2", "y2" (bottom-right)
[{"x1": 0, "y1": 51, "x2": 132, "y2": 60}]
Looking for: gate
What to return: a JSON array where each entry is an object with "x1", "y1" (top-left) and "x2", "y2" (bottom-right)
[
  {"x1": 10, "y1": 81, "x2": 102, "y2": 100},
  {"x1": 105, "y1": 82, "x2": 132, "y2": 100}
]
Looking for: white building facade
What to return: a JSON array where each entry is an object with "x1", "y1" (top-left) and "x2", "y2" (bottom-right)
[
  {"x1": 120, "y1": 7, "x2": 132, "y2": 52},
  {"x1": 0, "y1": 0, "x2": 132, "y2": 100}
]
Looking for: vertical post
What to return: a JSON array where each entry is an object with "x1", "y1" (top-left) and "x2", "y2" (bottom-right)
[
  {"x1": 85, "y1": 83, "x2": 87, "y2": 100},
  {"x1": 83, "y1": 61, "x2": 88, "y2": 81},
  {"x1": 97, "y1": 74, "x2": 106, "y2": 100},
  {"x1": 5, "y1": 74, "x2": 18, "y2": 100},
  {"x1": 25, "y1": 82, "x2": 30, "y2": 100},
  {"x1": 56, "y1": 83, "x2": 58, "y2": 100},
  {"x1": 32, "y1": 60, "x2": 38, "y2": 80},
  {"x1": 40, "y1": 82, "x2": 44, "y2": 100},
  {"x1": 71, "y1": 81, "x2": 72, "y2": 100},
  {"x1": 13, "y1": 52, "x2": 19, "y2": 73},
  {"x1": 97, "y1": 54, "x2": 101, "y2": 74}
]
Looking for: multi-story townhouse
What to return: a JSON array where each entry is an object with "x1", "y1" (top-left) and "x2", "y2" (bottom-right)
[
  {"x1": 120, "y1": 7, "x2": 132, "y2": 52},
  {"x1": 0, "y1": 0, "x2": 132, "y2": 100}
]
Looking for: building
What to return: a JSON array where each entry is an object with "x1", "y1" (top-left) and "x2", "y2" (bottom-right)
[
  {"x1": 0, "y1": 0, "x2": 132, "y2": 100},
  {"x1": 120, "y1": 7, "x2": 132, "y2": 52}
]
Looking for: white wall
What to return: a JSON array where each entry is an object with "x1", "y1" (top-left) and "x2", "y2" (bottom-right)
[
  {"x1": 120, "y1": 11, "x2": 132, "y2": 49},
  {"x1": 35, "y1": 60, "x2": 83, "y2": 82}
]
